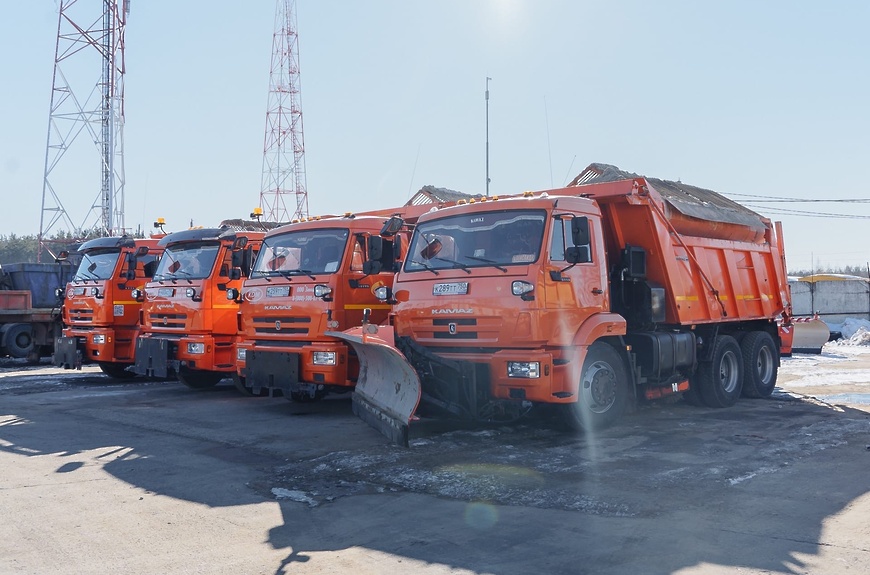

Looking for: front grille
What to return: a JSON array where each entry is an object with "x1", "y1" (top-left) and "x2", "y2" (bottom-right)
[
  {"x1": 253, "y1": 316, "x2": 310, "y2": 336},
  {"x1": 69, "y1": 309, "x2": 94, "y2": 322},
  {"x1": 410, "y1": 315, "x2": 503, "y2": 343},
  {"x1": 148, "y1": 313, "x2": 188, "y2": 329}
]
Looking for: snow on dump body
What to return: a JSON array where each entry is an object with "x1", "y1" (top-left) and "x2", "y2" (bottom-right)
[{"x1": 569, "y1": 162, "x2": 769, "y2": 242}]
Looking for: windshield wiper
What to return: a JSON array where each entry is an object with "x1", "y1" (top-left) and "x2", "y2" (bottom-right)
[
  {"x1": 409, "y1": 260, "x2": 439, "y2": 276},
  {"x1": 433, "y1": 257, "x2": 471, "y2": 274},
  {"x1": 284, "y1": 268, "x2": 317, "y2": 280},
  {"x1": 465, "y1": 255, "x2": 508, "y2": 273}
]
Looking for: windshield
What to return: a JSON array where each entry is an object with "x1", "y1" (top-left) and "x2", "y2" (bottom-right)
[
  {"x1": 153, "y1": 242, "x2": 220, "y2": 281},
  {"x1": 404, "y1": 209, "x2": 546, "y2": 272},
  {"x1": 73, "y1": 249, "x2": 121, "y2": 281},
  {"x1": 251, "y1": 229, "x2": 349, "y2": 278}
]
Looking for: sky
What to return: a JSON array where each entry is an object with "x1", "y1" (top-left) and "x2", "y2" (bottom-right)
[{"x1": 1, "y1": 1, "x2": 869, "y2": 272}]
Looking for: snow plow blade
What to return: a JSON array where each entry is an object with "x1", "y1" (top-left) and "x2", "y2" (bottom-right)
[
  {"x1": 790, "y1": 316, "x2": 830, "y2": 354},
  {"x1": 326, "y1": 325, "x2": 421, "y2": 447}
]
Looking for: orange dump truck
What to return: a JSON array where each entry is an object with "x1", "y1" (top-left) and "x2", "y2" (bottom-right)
[
  {"x1": 54, "y1": 236, "x2": 164, "y2": 377},
  {"x1": 130, "y1": 227, "x2": 263, "y2": 389},
  {"x1": 333, "y1": 164, "x2": 791, "y2": 445},
  {"x1": 233, "y1": 205, "x2": 451, "y2": 401}
]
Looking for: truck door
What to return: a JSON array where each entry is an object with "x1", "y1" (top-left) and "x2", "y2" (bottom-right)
[{"x1": 545, "y1": 214, "x2": 608, "y2": 322}]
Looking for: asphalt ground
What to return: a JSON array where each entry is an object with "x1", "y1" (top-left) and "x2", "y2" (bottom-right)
[{"x1": 1, "y1": 348, "x2": 869, "y2": 575}]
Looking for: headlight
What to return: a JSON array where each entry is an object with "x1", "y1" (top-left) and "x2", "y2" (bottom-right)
[
  {"x1": 236, "y1": 347, "x2": 246, "y2": 361},
  {"x1": 131, "y1": 288, "x2": 142, "y2": 300},
  {"x1": 374, "y1": 286, "x2": 391, "y2": 301},
  {"x1": 313, "y1": 284, "x2": 332, "y2": 298},
  {"x1": 507, "y1": 361, "x2": 540, "y2": 378},
  {"x1": 511, "y1": 281, "x2": 534, "y2": 296},
  {"x1": 89, "y1": 287, "x2": 100, "y2": 297},
  {"x1": 92, "y1": 335, "x2": 106, "y2": 344},
  {"x1": 55, "y1": 287, "x2": 65, "y2": 300},
  {"x1": 187, "y1": 342, "x2": 205, "y2": 354},
  {"x1": 185, "y1": 287, "x2": 196, "y2": 298},
  {"x1": 226, "y1": 288, "x2": 239, "y2": 301},
  {"x1": 312, "y1": 351, "x2": 336, "y2": 366}
]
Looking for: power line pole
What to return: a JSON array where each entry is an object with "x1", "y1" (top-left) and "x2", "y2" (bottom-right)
[
  {"x1": 485, "y1": 77, "x2": 491, "y2": 198},
  {"x1": 260, "y1": 0, "x2": 308, "y2": 223},
  {"x1": 39, "y1": 0, "x2": 129, "y2": 261}
]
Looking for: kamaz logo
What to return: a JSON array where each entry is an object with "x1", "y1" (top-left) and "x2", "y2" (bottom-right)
[
  {"x1": 156, "y1": 304, "x2": 173, "y2": 310},
  {"x1": 432, "y1": 308, "x2": 473, "y2": 314},
  {"x1": 264, "y1": 305, "x2": 291, "y2": 310}
]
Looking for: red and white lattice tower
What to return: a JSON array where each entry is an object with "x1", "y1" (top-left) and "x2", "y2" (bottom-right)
[
  {"x1": 260, "y1": 0, "x2": 308, "y2": 223},
  {"x1": 38, "y1": 0, "x2": 129, "y2": 261}
]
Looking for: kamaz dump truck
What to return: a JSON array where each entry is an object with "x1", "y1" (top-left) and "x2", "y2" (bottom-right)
[
  {"x1": 130, "y1": 227, "x2": 263, "y2": 389},
  {"x1": 332, "y1": 164, "x2": 791, "y2": 445},
  {"x1": 233, "y1": 205, "x2": 454, "y2": 401},
  {"x1": 54, "y1": 236, "x2": 164, "y2": 377}
]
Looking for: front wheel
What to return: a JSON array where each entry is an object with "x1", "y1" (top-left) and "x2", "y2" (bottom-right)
[
  {"x1": 231, "y1": 374, "x2": 273, "y2": 397},
  {"x1": 177, "y1": 367, "x2": 224, "y2": 389},
  {"x1": 561, "y1": 342, "x2": 629, "y2": 431},
  {"x1": 696, "y1": 335, "x2": 743, "y2": 408},
  {"x1": 98, "y1": 362, "x2": 136, "y2": 379}
]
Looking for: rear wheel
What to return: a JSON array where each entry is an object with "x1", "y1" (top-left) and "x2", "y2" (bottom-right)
[
  {"x1": 1, "y1": 323, "x2": 34, "y2": 359},
  {"x1": 561, "y1": 342, "x2": 628, "y2": 431},
  {"x1": 98, "y1": 362, "x2": 136, "y2": 379},
  {"x1": 740, "y1": 331, "x2": 778, "y2": 398},
  {"x1": 697, "y1": 335, "x2": 743, "y2": 408},
  {"x1": 177, "y1": 367, "x2": 223, "y2": 389}
]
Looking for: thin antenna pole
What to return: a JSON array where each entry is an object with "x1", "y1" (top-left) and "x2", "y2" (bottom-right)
[
  {"x1": 544, "y1": 96, "x2": 553, "y2": 188},
  {"x1": 485, "y1": 77, "x2": 491, "y2": 198}
]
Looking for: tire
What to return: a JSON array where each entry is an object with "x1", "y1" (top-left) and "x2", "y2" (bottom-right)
[
  {"x1": 696, "y1": 335, "x2": 743, "y2": 408},
  {"x1": 740, "y1": 331, "x2": 778, "y2": 398},
  {"x1": 682, "y1": 381, "x2": 705, "y2": 406},
  {"x1": 287, "y1": 390, "x2": 325, "y2": 403},
  {"x1": 231, "y1": 373, "x2": 272, "y2": 397},
  {"x1": 561, "y1": 342, "x2": 629, "y2": 431},
  {"x1": 176, "y1": 367, "x2": 224, "y2": 389},
  {"x1": 1, "y1": 323, "x2": 34, "y2": 359},
  {"x1": 98, "y1": 362, "x2": 136, "y2": 379}
]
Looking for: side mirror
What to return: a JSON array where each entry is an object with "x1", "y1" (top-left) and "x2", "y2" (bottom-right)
[
  {"x1": 368, "y1": 236, "x2": 384, "y2": 262},
  {"x1": 565, "y1": 246, "x2": 591, "y2": 264},
  {"x1": 380, "y1": 216, "x2": 404, "y2": 237},
  {"x1": 362, "y1": 260, "x2": 383, "y2": 275},
  {"x1": 56, "y1": 250, "x2": 70, "y2": 263},
  {"x1": 571, "y1": 216, "x2": 590, "y2": 247},
  {"x1": 233, "y1": 236, "x2": 248, "y2": 250},
  {"x1": 135, "y1": 246, "x2": 150, "y2": 257},
  {"x1": 228, "y1": 268, "x2": 242, "y2": 281}
]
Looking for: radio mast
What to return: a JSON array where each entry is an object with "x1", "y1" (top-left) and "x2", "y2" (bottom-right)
[
  {"x1": 39, "y1": 0, "x2": 129, "y2": 260},
  {"x1": 260, "y1": 0, "x2": 309, "y2": 223}
]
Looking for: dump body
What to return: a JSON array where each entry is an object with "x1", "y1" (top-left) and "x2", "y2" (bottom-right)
[
  {"x1": 235, "y1": 213, "x2": 418, "y2": 399},
  {"x1": 343, "y1": 168, "x2": 791, "y2": 443},
  {"x1": 130, "y1": 228, "x2": 263, "y2": 387},
  {"x1": 53, "y1": 237, "x2": 163, "y2": 375}
]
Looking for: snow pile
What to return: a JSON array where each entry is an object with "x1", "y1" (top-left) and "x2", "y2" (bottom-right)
[{"x1": 829, "y1": 318, "x2": 870, "y2": 346}]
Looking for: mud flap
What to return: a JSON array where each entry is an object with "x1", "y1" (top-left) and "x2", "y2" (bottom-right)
[
  {"x1": 326, "y1": 325, "x2": 421, "y2": 447},
  {"x1": 791, "y1": 317, "x2": 830, "y2": 354},
  {"x1": 53, "y1": 336, "x2": 81, "y2": 369}
]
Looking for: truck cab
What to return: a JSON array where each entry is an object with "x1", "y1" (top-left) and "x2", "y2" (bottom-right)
[
  {"x1": 233, "y1": 214, "x2": 407, "y2": 400},
  {"x1": 130, "y1": 228, "x2": 263, "y2": 389},
  {"x1": 384, "y1": 194, "x2": 618, "y2": 417},
  {"x1": 54, "y1": 236, "x2": 164, "y2": 377}
]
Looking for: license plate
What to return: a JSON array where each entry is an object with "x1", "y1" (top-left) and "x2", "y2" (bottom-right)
[
  {"x1": 433, "y1": 282, "x2": 468, "y2": 296},
  {"x1": 157, "y1": 288, "x2": 174, "y2": 297},
  {"x1": 266, "y1": 286, "x2": 290, "y2": 297}
]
